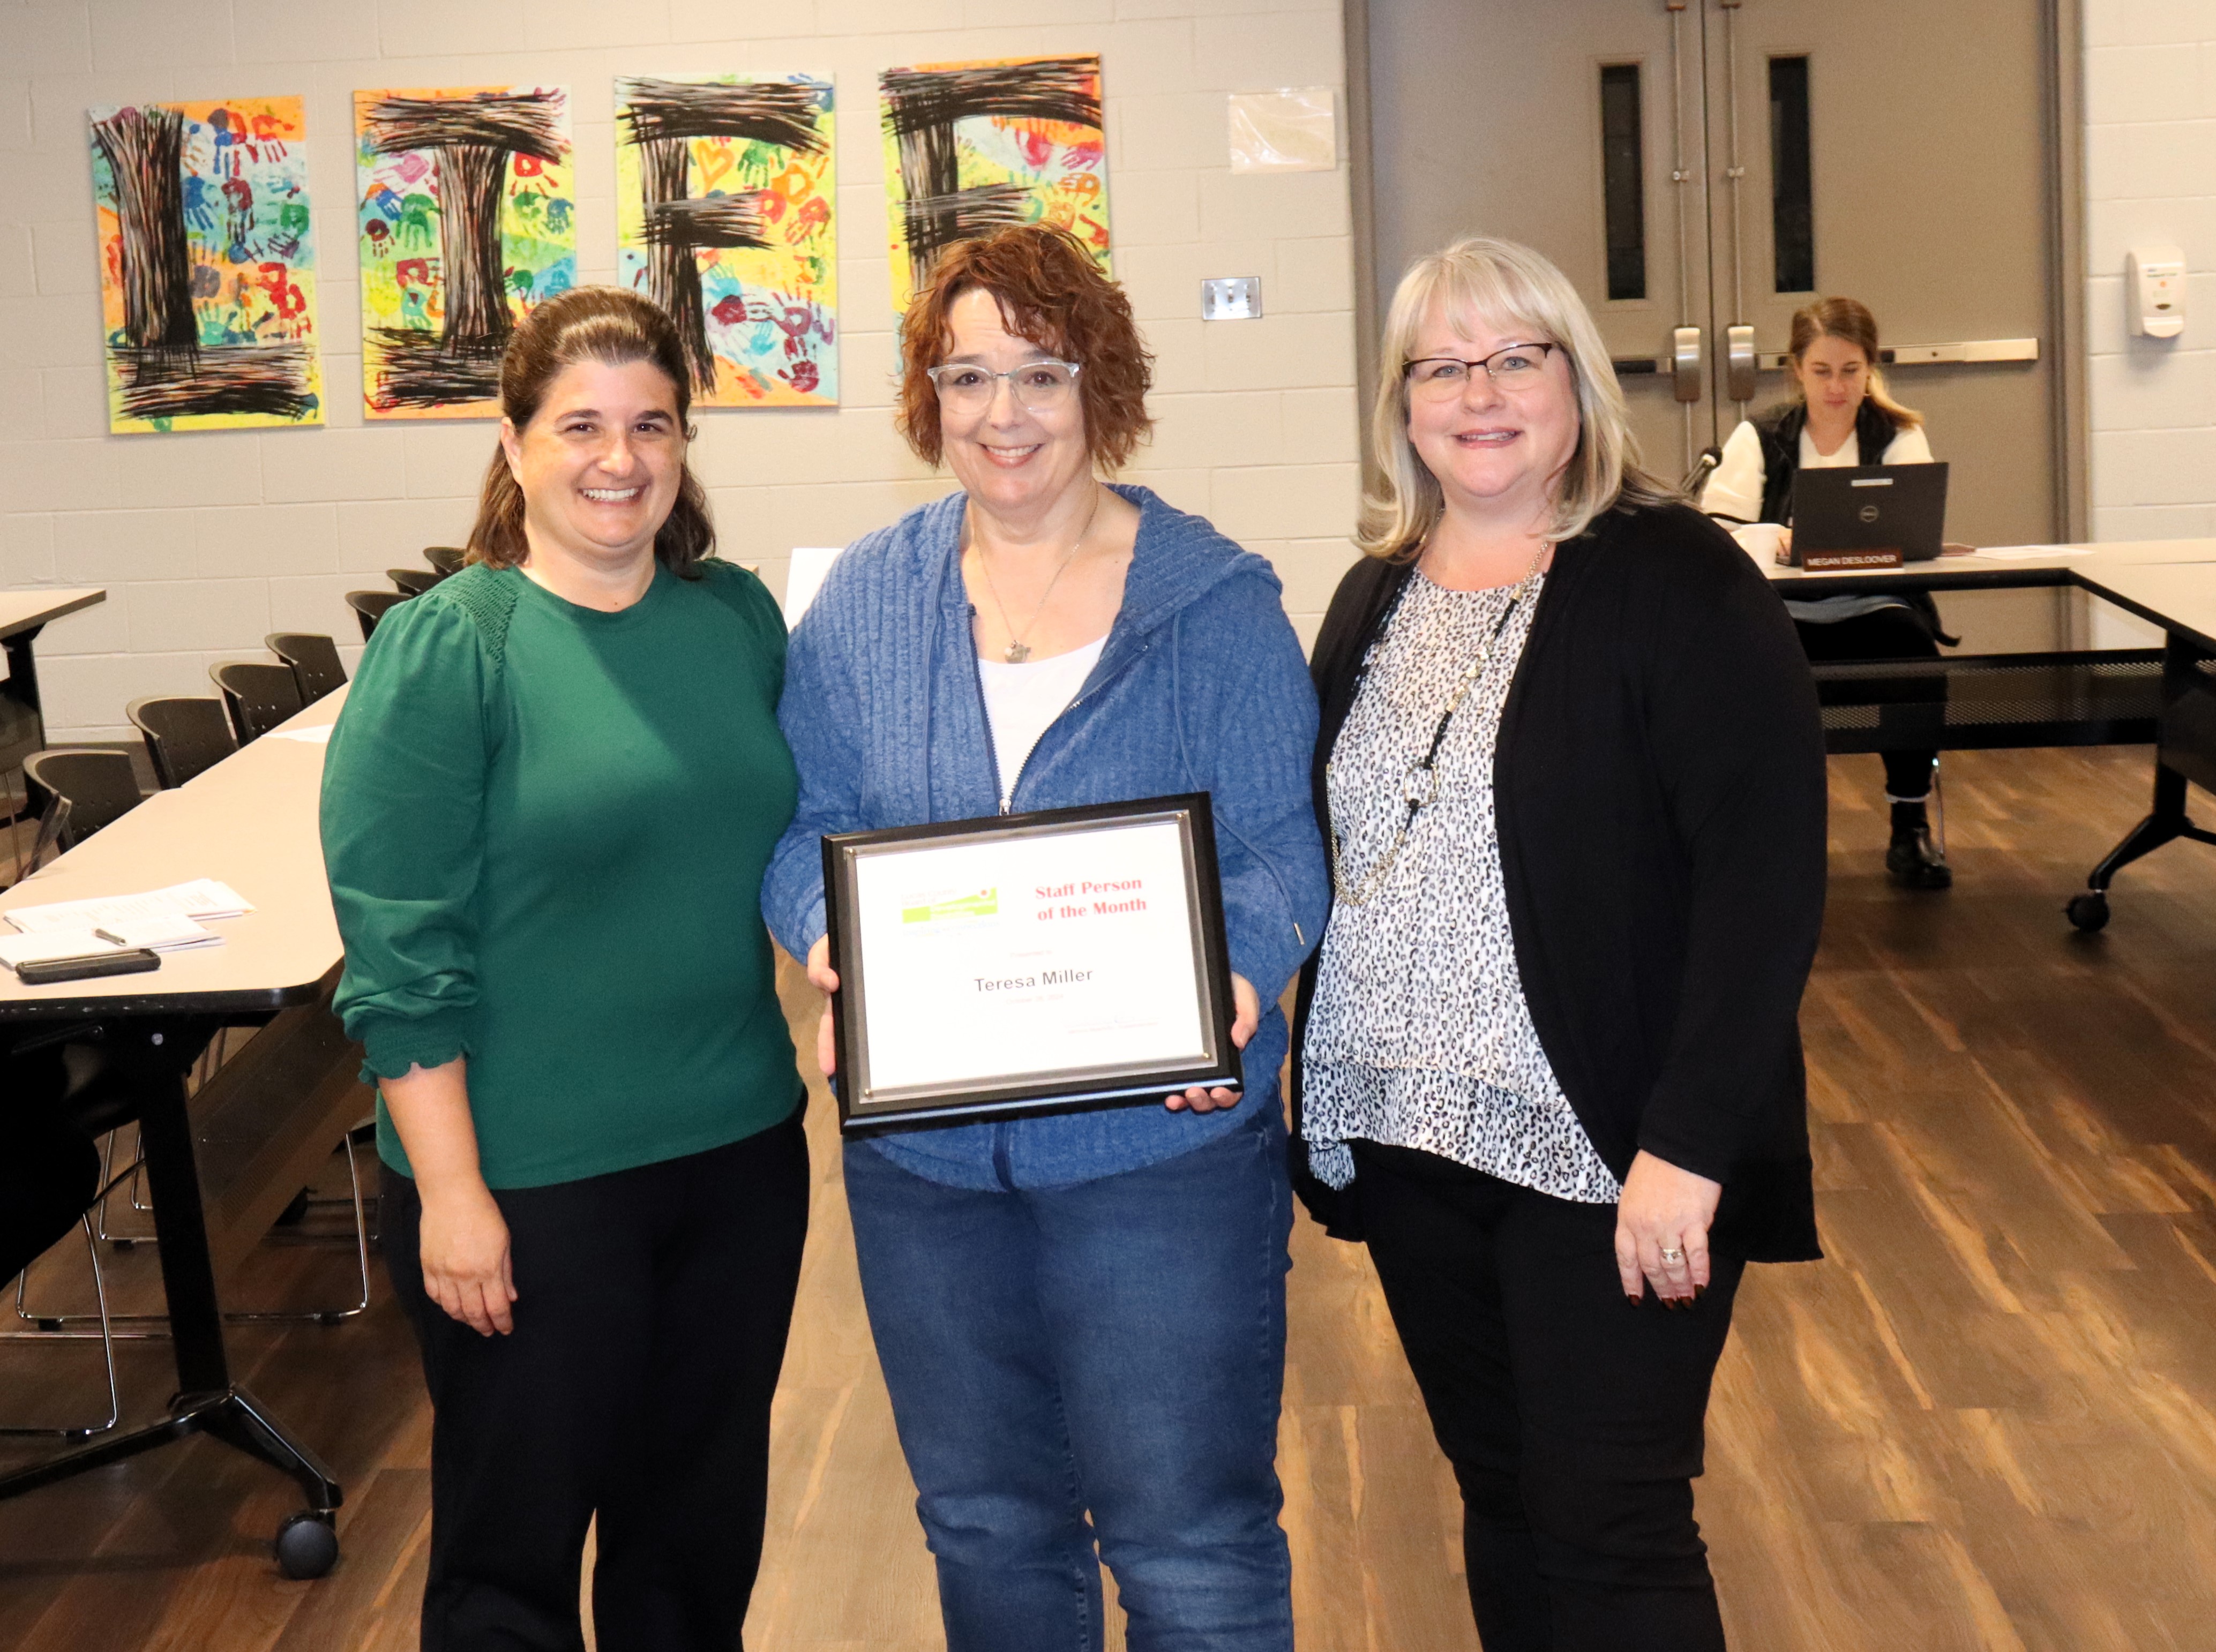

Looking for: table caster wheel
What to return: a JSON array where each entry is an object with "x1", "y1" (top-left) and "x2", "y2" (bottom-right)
[
  {"x1": 275, "y1": 1511, "x2": 338, "y2": 1580},
  {"x1": 2065, "y1": 892, "x2": 2110, "y2": 933}
]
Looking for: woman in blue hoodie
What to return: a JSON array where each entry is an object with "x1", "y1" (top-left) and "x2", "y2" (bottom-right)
[{"x1": 764, "y1": 226, "x2": 1327, "y2": 1652}]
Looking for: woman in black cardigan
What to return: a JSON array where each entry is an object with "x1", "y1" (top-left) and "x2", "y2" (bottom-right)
[{"x1": 1291, "y1": 237, "x2": 1826, "y2": 1651}]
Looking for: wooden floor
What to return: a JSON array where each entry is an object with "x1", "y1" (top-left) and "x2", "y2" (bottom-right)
[{"x1": 5, "y1": 746, "x2": 2216, "y2": 1650}]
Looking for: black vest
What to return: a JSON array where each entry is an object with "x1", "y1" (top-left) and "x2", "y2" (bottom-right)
[
  {"x1": 1751, "y1": 399, "x2": 1901, "y2": 525},
  {"x1": 1750, "y1": 400, "x2": 1954, "y2": 644}
]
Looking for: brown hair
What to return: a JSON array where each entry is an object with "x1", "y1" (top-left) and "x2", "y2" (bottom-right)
[
  {"x1": 1786, "y1": 295, "x2": 1922, "y2": 431},
  {"x1": 467, "y1": 287, "x2": 715, "y2": 578},
  {"x1": 896, "y1": 226, "x2": 1153, "y2": 471}
]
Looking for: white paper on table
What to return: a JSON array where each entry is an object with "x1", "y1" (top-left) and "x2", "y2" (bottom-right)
[
  {"x1": 1973, "y1": 545, "x2": 2094, "y2": 560},
  {"x1": 850, "y1": 819, "x2": 1208, "y2": 1095},
  {"x1": 783, "y1": 546, "x2": 844, "y2": 630},
  {"x1": 6, "y1": 878, "x2": 253, "y2": 935},
  {"x1": 92, "y1": 913, "x2": 220, "y2": 951},
  {"x1": 0, "y1": 929, "x2": 125, "y2": 969},
  {"x1": 266, "y1": 724, "x2": 334, "y2": 744}
]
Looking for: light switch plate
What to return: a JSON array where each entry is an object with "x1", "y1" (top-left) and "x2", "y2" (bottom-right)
[{"x1": 1202, "y1": 277, "x2": 1262, "y2": 321}]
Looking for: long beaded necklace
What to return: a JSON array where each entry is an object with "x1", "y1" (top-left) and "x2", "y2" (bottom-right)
[{"x1": 1327, "y1": 543, "x2": 1549, "y2": 906}]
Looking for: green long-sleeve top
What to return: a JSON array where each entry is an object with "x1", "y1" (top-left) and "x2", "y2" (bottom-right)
[{"x1": 320, "y1": 559, "x2": 803, "y2": 1189}]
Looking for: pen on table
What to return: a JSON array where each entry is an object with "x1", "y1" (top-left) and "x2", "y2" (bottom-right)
[{"x1": 93, "y1": 927, "x2": 128, "y2": 946}]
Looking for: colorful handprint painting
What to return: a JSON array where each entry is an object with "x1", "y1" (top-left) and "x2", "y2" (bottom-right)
[
  {"x1": 89, "y1": 96, "x2": 323, "y2": 433},
  {"x1": 616, "y1": 74, "x2": 837, "y2": 408},
  {"x1": 354, "y1": 85, "x2": 576, "y2": 420},
  {"x1": 878, "y1": 55, "x2": 1109, "y2": 314}
]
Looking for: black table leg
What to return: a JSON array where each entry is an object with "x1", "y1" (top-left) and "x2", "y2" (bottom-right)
[
  {"x1": 2071, "y1": 632, "x2": 2216, "y2": 930},
  {"x1": 0, "y1": 1017, "x2": 343, "y2": 1575}
]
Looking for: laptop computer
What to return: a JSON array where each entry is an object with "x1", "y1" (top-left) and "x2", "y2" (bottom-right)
[{"x1": 1789, "y1": 462, "x2": 1949, "y2": 565}]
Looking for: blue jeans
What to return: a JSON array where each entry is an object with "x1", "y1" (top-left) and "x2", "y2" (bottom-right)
[{"x1": 844, "y1": 1110, "x2": 1296, "y2": 1652}]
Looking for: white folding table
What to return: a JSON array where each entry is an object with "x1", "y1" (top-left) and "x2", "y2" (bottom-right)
[{"x1": 0, "y1": 688, "x2": 349, "y2": 1576}]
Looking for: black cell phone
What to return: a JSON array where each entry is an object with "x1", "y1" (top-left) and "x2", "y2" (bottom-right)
[{"x1": 14, "y1": 949, "x2": 161, "y2": 985}]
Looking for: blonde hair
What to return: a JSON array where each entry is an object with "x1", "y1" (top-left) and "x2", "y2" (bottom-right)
[
  {"x1": 1359, "y1": 236, "x2": 1675, "y2": 560},
  {"x1": 1786, "y1": 295, "x2": 1923, "y2": 430}
]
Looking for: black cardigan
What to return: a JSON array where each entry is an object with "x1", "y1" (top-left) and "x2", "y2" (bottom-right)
[{"x1": 1288, "y1": 500, "x2": 1827, "y2": 1264}]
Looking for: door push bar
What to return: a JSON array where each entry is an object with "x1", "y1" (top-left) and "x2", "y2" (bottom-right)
[
  {"x1": 1726, "y1": 324, "x2": 1757, "y2": 403},
  {"x1": 1616, "y1": 337, "x2": 2041, "y2": 379},
  {"x1": 1754, "y1": 338, "x2": 2042, "y2": 370},
  {"x1": 1613, "y1": 326, "x2": 1709, "y2": 404}
]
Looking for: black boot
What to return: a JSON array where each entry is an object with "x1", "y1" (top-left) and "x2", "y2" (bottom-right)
[{"x1": 1886, "y1": 799, "x2": 1952, "y2": 889}]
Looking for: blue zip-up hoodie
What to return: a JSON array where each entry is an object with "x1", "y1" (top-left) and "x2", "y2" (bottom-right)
[{"x1": 764, "y1": 483, "x2": 1329, "y2": 1190}]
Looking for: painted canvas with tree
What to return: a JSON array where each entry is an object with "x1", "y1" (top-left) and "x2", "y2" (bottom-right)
[
  {"x1": 89, "y1": 96, "x2": 323, "y2": 433},
  {"x1": 616, "y1": 74, "x2": 837, "y2": 408},
  {"x1": 878, "y1": 55, "x2": 1109, "y2": 315},
  {"x1": 354, "y1": 85, "x2": 577, "y2": 420}
]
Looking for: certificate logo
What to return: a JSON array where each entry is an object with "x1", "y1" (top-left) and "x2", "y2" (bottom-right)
[{"x1": 901, "y1": 888, "x2": 998, "y2": 925}]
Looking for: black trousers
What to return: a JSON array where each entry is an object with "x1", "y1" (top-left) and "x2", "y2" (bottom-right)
[
  {"x1": 1353, "y1": 1142, "x2": 1746, "y2": 1652},
  {"x1": 382, "y1": 1110, "x2": 810, "y2": 1652},
  {"x1": 1793, "y1": 606, "x2": 1939, "y2": 802}
]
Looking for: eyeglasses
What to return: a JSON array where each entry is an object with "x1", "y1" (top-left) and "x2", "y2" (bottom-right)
[
  {"x1": 925, "y1": 359, "x2": 1083, "y2": 416},
  {"x1": 1403, "y1": 342, "x2": 1563, "y2": 400}
]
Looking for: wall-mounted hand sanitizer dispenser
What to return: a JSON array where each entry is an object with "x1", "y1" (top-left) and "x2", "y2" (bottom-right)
[{"x1": 2128, "y1": 246, "x2": 2185, "y2": 339}]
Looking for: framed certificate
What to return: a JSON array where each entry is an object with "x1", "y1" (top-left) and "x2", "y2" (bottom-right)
[{"x1": 820, "y1": 794, "x2": 1240, "y2": 1135}]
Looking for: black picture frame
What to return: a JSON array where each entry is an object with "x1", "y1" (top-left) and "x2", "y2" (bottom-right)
[{"x1": 820, "y1": 793, "x2": 1240, "y2": 1136}]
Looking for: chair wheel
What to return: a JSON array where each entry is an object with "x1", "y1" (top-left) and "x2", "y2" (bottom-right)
[
  {"x1": 2065, "y1": 892, "x2": 2110, "y2": 933},
  {"x1": 274, "y1": 1511, "x2": 339, "y2": 1580}
]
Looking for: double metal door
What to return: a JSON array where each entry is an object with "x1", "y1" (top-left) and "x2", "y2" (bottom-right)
[{"x1": 1363, "y1": 0, "x2": 2062, "y2": 547}]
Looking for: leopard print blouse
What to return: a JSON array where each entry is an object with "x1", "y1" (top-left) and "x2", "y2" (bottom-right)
[{"x1": 1301, "y1": 569, "x2": 1622, "y2": 1204}]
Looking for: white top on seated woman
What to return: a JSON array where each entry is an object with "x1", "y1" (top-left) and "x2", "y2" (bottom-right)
[{"x1": 1698, "y1": 295, "x2": 1931, "y2": 566}]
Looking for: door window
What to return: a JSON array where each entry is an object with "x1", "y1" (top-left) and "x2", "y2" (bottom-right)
[
  {"x1": 1769, "y1": 55, "x2": 1815, "y2": 293},
  {"x1": 1599, "y1": 64, "x2": 1648, "y2": 302}
]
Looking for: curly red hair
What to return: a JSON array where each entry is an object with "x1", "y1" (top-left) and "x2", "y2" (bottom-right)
[{"x1": 896, "y1": 226, "x2": 1153, "y2": 471}]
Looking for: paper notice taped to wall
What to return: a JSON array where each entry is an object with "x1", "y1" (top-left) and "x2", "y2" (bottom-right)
[{"x1": 1228, "y1": 89, "x2": 1337, "y2": 174}]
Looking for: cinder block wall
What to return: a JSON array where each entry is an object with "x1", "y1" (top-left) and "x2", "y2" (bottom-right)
[
  {"x1": 2084, "y1": 0, "x2": 2216, "y2": 539},
  {"x1": 0, "y1": 0, "x2": 1359, "y2": 742}
]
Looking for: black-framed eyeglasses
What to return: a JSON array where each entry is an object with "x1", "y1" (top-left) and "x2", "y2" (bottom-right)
[{"x1": 1403, "y1": 342, "x2": 1563, "y2": 399}]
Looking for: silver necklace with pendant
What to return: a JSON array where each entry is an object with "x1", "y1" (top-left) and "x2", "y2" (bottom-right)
[{"x1": 975, "y1": 485, "x2": 1104, "y2": 664}]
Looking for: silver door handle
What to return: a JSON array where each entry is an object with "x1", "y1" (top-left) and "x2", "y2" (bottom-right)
[
  {"x1": 1726, "y1": 324, "x2": 1756, "y2": 402},
  {"x1": 1753, "y1": 337, "x2": 2041, "y2": 371},
  {"x1": 1673, "y1": 326, "x2": 1704, "y2": 403}
]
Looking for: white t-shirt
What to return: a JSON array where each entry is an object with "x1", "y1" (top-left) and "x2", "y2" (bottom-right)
[{"x1": 977, "y1": 636, "x2": 1107, "y2": 808}]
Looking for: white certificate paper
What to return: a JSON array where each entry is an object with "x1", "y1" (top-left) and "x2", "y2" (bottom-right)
[{"x1": 850, "y1": 818, "x2": 1208, "y2": 1095}]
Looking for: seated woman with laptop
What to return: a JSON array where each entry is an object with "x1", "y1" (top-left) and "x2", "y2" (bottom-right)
[{"x1": 1700, "y1": 296, "x2": 1953, "y2": 890}]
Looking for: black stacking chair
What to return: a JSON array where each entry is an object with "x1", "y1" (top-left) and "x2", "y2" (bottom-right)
[
  {"x1": 265, "y1": 633, "x2": 347, "y2": 705},
  {"x1": 346, "y1": 589, "x2": 406, "y2": 642},
  {"x1": 209, "y1": 661, "x2": 304, "y2": 745},
  {"x1": 388, "y1": 567, "x2": 440, "y2": 597},
  {"x1": 1, "y1": 1043, "x2": 141, "y2": 1439},
  {"x1": 424, "y1": 545, "x2": 467, "y2": 576},
  {"x1": 22, "y1": 749, "x2": 141, "y2": 867},
  {"x1": 126, "y1": 696, "x2": 237, "y2": 789}
]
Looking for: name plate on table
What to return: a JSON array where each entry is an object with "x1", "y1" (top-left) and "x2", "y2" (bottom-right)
[
  {"x1": 820, "y1": 794, "x2": 1240, "y2": 1135},
  {"x1": 1798, "y1": 547, "x2": 1903, "y2": 571}
]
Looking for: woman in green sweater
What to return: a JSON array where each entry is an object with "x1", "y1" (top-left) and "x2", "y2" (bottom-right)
[{"x1": 320, "y1": 287, "x2": 806, "y2": 1651}]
